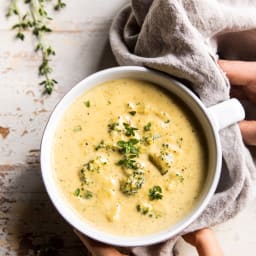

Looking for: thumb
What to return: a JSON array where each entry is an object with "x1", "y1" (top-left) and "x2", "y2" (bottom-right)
[{"x1": 239, "y1": 120, "x2": 256, "y2": 146}]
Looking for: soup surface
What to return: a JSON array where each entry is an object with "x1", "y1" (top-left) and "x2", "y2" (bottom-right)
[{"x1": 53, "y1": 79, "x2": 207, "y2": 236}]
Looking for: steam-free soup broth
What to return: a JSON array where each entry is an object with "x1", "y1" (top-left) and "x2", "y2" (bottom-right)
[{"x1": 53, "y1": 79, "x2": 207, "y2": 236}]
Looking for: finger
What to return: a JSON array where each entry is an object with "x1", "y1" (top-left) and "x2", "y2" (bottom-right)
[
  {"x1": 183, "y1": 228, "x2": 213, "y2": 247},
  {"x1": 239, "y1": 120, "x2": 256, "y2": 146},
  {"x1": 183, "y1": 228, "x2": 224, "y2": 256},
  {"x1": 218, "y1": 60, "x2": 256, "y2": 86},
  {"x1": 73, "y1": 229, "x2": 126, "y2": 256},
  {"x1": 73, "y1": 229, "x2": 92, "y2": 250}
]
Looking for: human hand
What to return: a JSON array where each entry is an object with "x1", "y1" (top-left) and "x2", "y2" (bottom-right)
[
  {"x1": 218, "y1": 60, "x2": 256, "y2": 145},
  {"x1": 74, "y1": 229, "x2": 128, "y2": 256},
  {"x1": 183, "y1": 228, "x2": 224, "y2": 256}
]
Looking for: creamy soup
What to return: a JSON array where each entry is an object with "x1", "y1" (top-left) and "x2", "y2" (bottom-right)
[{"x1": 53, "y1": 79, "x2": 207, "y2": 236}]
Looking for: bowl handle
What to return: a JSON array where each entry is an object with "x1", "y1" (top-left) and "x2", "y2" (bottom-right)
[{"x1": 207, "y1": 98, "x2": 245, "y2": 131}]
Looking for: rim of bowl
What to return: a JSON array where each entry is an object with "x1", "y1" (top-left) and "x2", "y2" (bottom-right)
[{"x1": 40, "y1": 66, "x2": 222, "y2": 247}]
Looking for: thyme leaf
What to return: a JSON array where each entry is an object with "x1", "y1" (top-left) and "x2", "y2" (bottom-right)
[
  {"x1": 6, "y1": 0, "x2": 66, "y2": 94},
  {"x1": 144, "y1": 122, "x2": 151, "y2": 131},
  {"x1": 123, "y1": 123, "x2": 138, "y2": 137}
]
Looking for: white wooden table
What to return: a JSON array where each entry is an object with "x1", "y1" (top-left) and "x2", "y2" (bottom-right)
[{"x1": 0, "y1": 1, "x2": 255, "y2": 255}]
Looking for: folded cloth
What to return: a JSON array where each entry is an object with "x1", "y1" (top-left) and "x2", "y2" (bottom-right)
[{"x1": 109, "y1": 0, "x2": 256, "y2": 255}]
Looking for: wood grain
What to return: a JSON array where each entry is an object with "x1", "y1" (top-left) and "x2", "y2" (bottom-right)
[
  {"x1": 0, "y1": 0, "x2": 256, "y2": 255},
  {"x1": 0, "y1": 165, "x2": 90, "y2": 256},
  {"x1": 0, "y1": 1, "x2": 126, "y2": 255}
]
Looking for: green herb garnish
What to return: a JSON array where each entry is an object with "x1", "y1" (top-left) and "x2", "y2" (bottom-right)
[
  {"x1": 117, "y1": 157, "x2": 139, "y2": 170},
  {"x1": 108, "y1": 122, "x2": 119, "y2": 132},
  {"x1": 144, "y1": 122, "x2": 151, "y2": 131},
  {"x1": 82, "y1": 160, "x2": 99, "y2": 172},
  {"x1": 176, "y1": 173, "x2": 184, "y2": 183},
  {"x1": 74, "y1": 188, "x2": 80, "y2": 197},
  {"x1": 148, "y1": 186, "x2": 163, "y2": 200},
  {"x1": 79, "y1": 169, "x2": 88, "y2": 184},
  {"x1": 84, "y1": 101, "x2": 90, "y2": 108},
  {"x1": 123, "y1": 123, "x2": 138, "y2": 137},
  {"x1": 117, "y1": 138, "x2": 143, "y2": 195},
  {"x1": 129, "y1": 111, "x2": 137, "y2": 116},
  {"x1": 81, "y1": 190, "x2": 93, "y2": 199},
  {"x1": 54, "y1": 0, "x2": 66, "y2": 10},
  {"x1": 136, "y1": 204, "x2": 149, "y2": 215},
  {"x1": 6, "y1": 0, "x2": 66, "y2": 94},
  {"x1": 136, "y1": 204, "x2": 161, "y2": 218},
  {"x1": 73, "y1": 125, "x2": 82, "y2": 132},
  {"x1": 95, "y1": 140, "x2": 105, "y2": 151},
  {"x1": 117, "y1": 139, "x2": 139, "y2": 156}
]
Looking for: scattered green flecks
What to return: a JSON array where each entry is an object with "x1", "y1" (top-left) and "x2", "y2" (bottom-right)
[
  {"x1": 6, "y1": 0, "x2": 66, "y2": 94},
  {"x1": 84, "y1": 100, "x2": 90, "y2": 108},
  {"x1": 95, "y1": 140, "x2": 105, "y2": 151},
  {"x1": 74, "y1": 188, "x2": 80, "y2": 196},
  {"x1": 176, "y1": 173, "x2": 184, "y2": 183},
  {"x1": 74, "y1": 188, "x2": 93, "y2": 199},
  {"x1": 108, "y1": 122, "x2": 119, "y2": 132},
  {"x1": 72, "y1": 102, "x2": 178, "y2": 215},
  {"x1": 136, "y1": 204, "x2": 160, "y2": 218},
  {"x1": 129, "y1": 111, "x2": 136, "y2": 116},
  {"x1": 136, "y1": 204, "x2": 149, "y2": 215},
  {"x1": 73, "y1": 125, "x2": 82, "y2": 132},
  {"x1": 81, "y1": 190, "x2": 93, "y2": 199},
  {"x1": 177, "y1": 137, "x2": 183, "y2": 148},
  {"x1": 143, "y1": 122, "x2": 151, "y2": 131},
  {"x1": 82, "y1": 159, "x2": 100, "y2": 173}
]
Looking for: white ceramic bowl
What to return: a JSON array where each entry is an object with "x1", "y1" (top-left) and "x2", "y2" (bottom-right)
[{"x1": 40, "y1": 66, "x2": 244, "y2": 247}]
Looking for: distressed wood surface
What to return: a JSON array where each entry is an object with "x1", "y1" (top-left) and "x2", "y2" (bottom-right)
[
  {"x1": 0, "y1": 1, "x2": 256, "y2": 255},
  {"x1": 0, "y1": 1, "x2": 126, "y2": 255}
]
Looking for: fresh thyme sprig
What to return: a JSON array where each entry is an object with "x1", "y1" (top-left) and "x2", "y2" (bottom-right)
[
  {"x1": 54, "y1": 0, "x2": 66, "y2": 11},
  {"x1": 6, "y1": 0, "x2": 66, "y2": 94}
]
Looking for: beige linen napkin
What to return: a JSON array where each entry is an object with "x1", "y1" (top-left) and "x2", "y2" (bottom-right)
[{"x1": 109, "y1": 0, "x2": 256, "y2": 255}]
